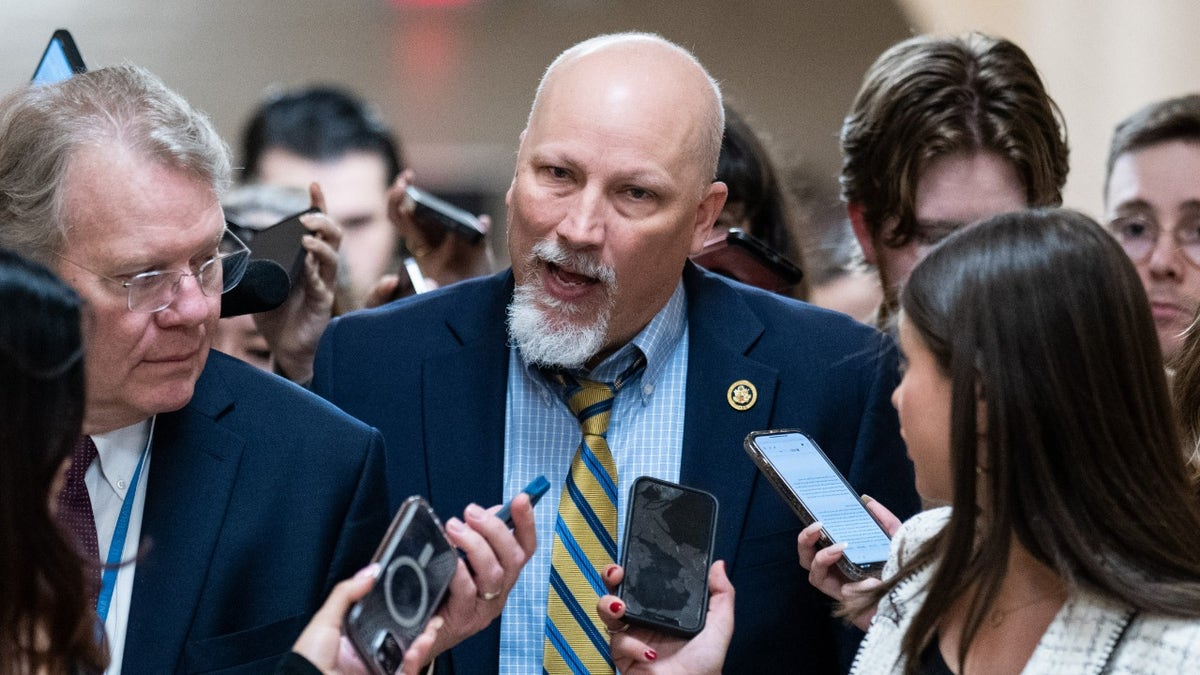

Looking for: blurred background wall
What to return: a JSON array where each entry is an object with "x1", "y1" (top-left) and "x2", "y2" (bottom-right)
[{"x1": 2, "y1": 0, "x2": 1197, "y2": 265}]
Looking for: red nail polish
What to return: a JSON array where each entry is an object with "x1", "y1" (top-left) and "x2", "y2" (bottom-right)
[
  {"x1": 610, "y1": 601, "x2": 623, "y2": 613},
  {"x1": 645, "y1": 649, "x2": 657, "y2": 661},
  {"x1": 606, "y1": 566, "x2": 617, "y2": 578}
]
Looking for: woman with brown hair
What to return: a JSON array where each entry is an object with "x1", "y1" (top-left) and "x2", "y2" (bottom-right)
[
  {"x1": 850, "y1": 208, "x2": 1200, "y2": 673},
  {"x1": 600, "y1": 209, "x2": 1200, "y2": 673}
]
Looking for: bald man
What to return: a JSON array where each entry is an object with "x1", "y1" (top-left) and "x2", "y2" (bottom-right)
[{"x1": 313, "y1": 33, "x2": 918, "y2": 673}]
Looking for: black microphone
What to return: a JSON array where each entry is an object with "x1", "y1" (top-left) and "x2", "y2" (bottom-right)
[{"x1": 220, "y1": 259, "x2": 290, "y2": 318}]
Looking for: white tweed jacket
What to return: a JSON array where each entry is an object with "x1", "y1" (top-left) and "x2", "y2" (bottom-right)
[{"x1": 851, "y1": 508, "x2": 1200, "y2": 674}]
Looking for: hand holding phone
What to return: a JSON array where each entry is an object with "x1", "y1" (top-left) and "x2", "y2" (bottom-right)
[
  {"x1": 344, "y1": 496, "x2": 458, "y2": 675},
  {"x1": 599, "y1": 560, "x2": 735, "y2": 673},
  {"x1": 618, "y1": 477, "x2": 718, "y2": 638},
  {"x1": 228, "y1": 207, "x2": 320, "y2": 287},
  {"x1": 744, "y1": 429, "x2": 892, "y2": 580}
]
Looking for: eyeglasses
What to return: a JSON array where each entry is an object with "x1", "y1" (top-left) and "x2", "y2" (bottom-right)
[
  {"x1": 56, "y1": 225, "x2": 250, "y2": 313},
  {"x1": 1108, "y1": 215, "x2": 1200, "y2": 269}
]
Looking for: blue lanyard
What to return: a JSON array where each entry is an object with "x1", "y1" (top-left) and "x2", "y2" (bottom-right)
[{"x1": 95, "y1": 420, "x2": 152, "y2": 624}]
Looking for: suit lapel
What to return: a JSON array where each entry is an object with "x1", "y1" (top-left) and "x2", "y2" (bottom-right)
[
  {"x1": 679, "y1": 265, "x2": 779, "y2": 568},
  {"x1": 424, "y1": 274, "x2": 513, "y2": 674},
  {"x1": 123, "y1": 360, "x2": 244, "y2": 673}
]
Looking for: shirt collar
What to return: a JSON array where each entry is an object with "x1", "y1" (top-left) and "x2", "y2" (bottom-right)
[{"x1": 92, "y1": 417, "x2": 153, "y2": 495}]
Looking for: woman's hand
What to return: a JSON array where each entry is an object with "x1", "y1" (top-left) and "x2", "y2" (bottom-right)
[
  {"x1": 291, "y1": 563, "x2": 442, "y2": 675},
  {"x1": 796, "y1": 496, "x2": 900, "y2": 630},
  {"x1": 595, "y1": 561, "x2": 735, "y2": 675}
]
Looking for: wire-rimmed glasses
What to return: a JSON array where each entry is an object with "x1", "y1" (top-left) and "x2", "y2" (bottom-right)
[{"x1": 56, "y1": 225, "x2": 250, "y2": 313}]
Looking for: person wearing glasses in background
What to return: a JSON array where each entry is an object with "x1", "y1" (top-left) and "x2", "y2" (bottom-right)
[
  {"x1": 0, "y1": 65, "x2": 534, "y2": 673},
  {"x1": 1104, "y1": 94, "x2": 1200, "y2": 368}
]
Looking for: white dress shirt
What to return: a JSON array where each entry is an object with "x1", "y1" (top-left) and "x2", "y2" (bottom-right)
[{"x1": 86, "y1": 418, "x2": 153, "y2": 674}]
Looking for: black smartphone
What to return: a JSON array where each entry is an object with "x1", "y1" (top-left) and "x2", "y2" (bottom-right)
[
  {"x1": 618, "y1": 476, "x2": 718, "y2": 638},
  {"x1": 228, "y1": 207, "x2": 319, "y2": 287},
  {"x1": 344, "y1": 496, "x2": 458, "y2": 675},
  {"x1": 405, "y1": 185, "x2": 486, "y2": 245},
  {"x1": 691, "y1": 228, "x2": 804, "y2": 293},
  {"x1": 743, "y1": 429, "x2": 891, "y2": 580},
  {"x1": 32, "y1": 29, "x2": 87, "y2": 84}
]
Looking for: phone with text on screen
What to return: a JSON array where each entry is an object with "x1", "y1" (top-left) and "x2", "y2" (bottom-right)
[{"x1": 744, "y1": 429, "x2": 890, "y2": 580}]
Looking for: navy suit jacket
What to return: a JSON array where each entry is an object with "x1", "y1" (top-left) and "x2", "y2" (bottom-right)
[
  {"x1": 121, "y1": 351, "x2": 390, "y2": 674},
  {"x1": 312, "y1": 263, "x2": 919, "y2": 673}
]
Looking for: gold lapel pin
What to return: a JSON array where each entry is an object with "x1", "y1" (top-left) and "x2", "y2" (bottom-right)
[{"x1": 727, "y1": 379, "x2": 756, "y2": 411}]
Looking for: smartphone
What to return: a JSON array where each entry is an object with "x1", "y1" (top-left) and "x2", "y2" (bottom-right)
[
  {"x1": 691, "y1": 228, "x2": 803, "y2": 293},
  {"x1": 405, "y1": 185, "x2": 486, "y2": 245},
  {"x1": 743, "y1": 429, "x2": 891, "y2": 580},
  {"x1": 228, "y1": 207, "x2": 319, "y2": 287},
  {"x1": 32, "y1": 29, "x2": 87, "y2": 84},
  {"x1": 618, "y1": 476, "x2": 718, "y2": 638},
  {"x1": 344, "y1": 496, "x2": 459, "y2": 675}
]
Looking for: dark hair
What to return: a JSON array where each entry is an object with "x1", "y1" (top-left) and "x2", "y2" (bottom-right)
[
  {"x1": 840, "y1": 33, "x2": 1068, "y2": 248},
  {"x1": 0, "y1": 248, "x2": 106, "y2": 673},
  {"x1": 717, "y1": 103, "x2": 807, "y2": 298},
  {"x1": 1105, "y1": 94, "x2": 1200, "y2": 198},
  {"x1": 240, "y1": 86, "x2": 405, "y2": 185},
  {"x1": 1170, "y1": 309, "x2": 1200, "y2": 485},
  {"x1": 860, "y1": 209, "x2": 1200, "y2": 673}
]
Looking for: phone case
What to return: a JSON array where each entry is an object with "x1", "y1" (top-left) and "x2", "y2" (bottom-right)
[
  {"x1": 691, "y1": 228, "x2": 803, "y2": 292},
  {"x1": 618, "y1": 476, "x2": 718, "y2": 638},
  {"x1": 32, "y1": 29, "x2": 87, "y2": 84},
  {"x1": 405, "y1": 185, "x2": 486, "y2": 244},
  {"x1": 344, "y1": 496, "x2": 458, "y2": 675},
  {"x1": 743, "y1": 429, "x2": 886, "y2": 580},
  {"x1": 228, "y1": 207, "x2": 319, "y2": 286}
]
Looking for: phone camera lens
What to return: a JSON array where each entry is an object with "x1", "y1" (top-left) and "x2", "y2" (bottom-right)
[
  {"x1": 376, "y1": 633, "x2": 403, "y2": 674},
  {"x1": 385, "y1": 556, "x2": 429, "y2": 628}
]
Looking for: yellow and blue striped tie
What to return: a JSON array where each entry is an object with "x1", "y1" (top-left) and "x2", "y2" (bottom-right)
[{"x1": 543, "y1": 357, "x2": 645, "y2": 675}]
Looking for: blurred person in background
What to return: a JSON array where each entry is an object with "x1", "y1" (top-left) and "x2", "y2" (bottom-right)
[
  {"x1": 1103, "y1": 94, "x2": 1200, "y2": 367},
  {"x1": 241, "y1": 86, "x2": 493, "y2": 308}
]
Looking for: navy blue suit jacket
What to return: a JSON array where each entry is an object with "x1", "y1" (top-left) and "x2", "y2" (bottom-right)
[
  {"x1": 312, "y1": 263, "x2": 919, "y2": 673},
  {"x1": 121, "y1": 351, "x2": 390, "y2": 674}
]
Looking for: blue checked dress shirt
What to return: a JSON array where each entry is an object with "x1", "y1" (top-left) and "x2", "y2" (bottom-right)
[{"x1": 499, "y1": 282, "x2": 689, "y2": 675}]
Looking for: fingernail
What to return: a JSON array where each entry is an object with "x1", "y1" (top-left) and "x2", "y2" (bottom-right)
[
  {"x1": 610, "y1": 601, "x2": 623, "y2": 613},
  {"x1": 860, "y1": 494, "x2": 874, "y2": 505},
  {"x1": 605, "y1": 565, "x2": 618, "y2": 579},
  {"x1": 645, "y1": 649, "x2": 657, "y2": 661},
  {"x1": 445, "y1": 517, "x2": 464, "y2": 534},
  {"x1": 428, "y1": 616, "x2": 444, "y2": 631},
  {"x1": 465, "y1": 503, "x2": 485, "y2": 520},
  {"x1": 356, "y1": 562, "x2": 382, "y2": 579},
  {"x1": 831, "y1": 541, "x2": 849, "y2": 552}
]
